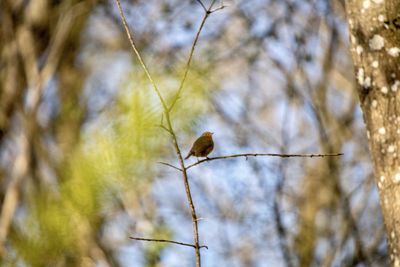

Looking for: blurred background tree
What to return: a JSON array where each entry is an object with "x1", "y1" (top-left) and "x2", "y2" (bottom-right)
[{"x1": 0, "y1": 0, "x2": 387, "y2": 266}]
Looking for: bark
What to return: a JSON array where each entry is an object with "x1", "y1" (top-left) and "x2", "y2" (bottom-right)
[{"x1": 345, "y1": 0, "x2": 400, "y2": 265}]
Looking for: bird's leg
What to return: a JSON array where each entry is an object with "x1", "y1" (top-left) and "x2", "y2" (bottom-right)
[{"x1": 196, "y1": 157, "x2": 200, "y2": 163}]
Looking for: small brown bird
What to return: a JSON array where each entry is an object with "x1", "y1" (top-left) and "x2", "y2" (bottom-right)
[{"x1": 185, "y1": 132, "x2": 214, "y2": 160}]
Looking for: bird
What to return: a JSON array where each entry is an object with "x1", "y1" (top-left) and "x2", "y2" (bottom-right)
[{"x1": 185, "y1": 132, "x2": 214, "y2": 160}]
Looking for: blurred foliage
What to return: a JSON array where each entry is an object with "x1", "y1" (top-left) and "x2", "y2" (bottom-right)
[{"x1": 5, "y1": 59, "x2": 212, "y2": 266}]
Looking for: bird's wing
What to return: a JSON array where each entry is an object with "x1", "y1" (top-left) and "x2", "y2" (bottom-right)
[
  {"x1": 203, "y1": 142, "x2": 214, "y2": 155},
  {"x1": 198, "y1": 139, "x2": 214, "y2": 154}
]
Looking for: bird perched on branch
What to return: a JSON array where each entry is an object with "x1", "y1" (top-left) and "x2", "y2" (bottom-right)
[{"x1": 185, "y1": 132, "x2": 214, "y2": 160}]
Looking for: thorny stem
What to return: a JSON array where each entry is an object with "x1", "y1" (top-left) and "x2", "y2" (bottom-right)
[
  {"x1": 114, "y1": 1, "x2": 219, "y2": 266},
  {"x1": 186, "y1": 153, "x2": 343, "y2": 169},
  {"x1": 157, "y1": 153, "x2": 343, "y2": 170}
]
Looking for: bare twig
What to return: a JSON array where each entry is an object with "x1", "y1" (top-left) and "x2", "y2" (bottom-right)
[
  {"x1": 196, "y1": 0, "x2": 207, "y2": 12},
  {"x1": 158, "y1": 161, "x2": 182, "y2": 172},
  {"x1": 114, "y1": 0, "x2": 168, "y2": 111},
  {"x1": 164, "y1": 118, "x2": 202, "y2": 266},
  {"x1": 159, "y1": 153, "x2": 344, "y2": 171},
  {"x1": 168, "y1": 6, "x2": 209, "y2": 112},
  {"x1": 130, "y1": 237, "x2": 208, "y2": 249},
  {"x1": 168, "y1": 0, "x2": 225, "y2": 112},
  {"x1": 114, "y1": 1, "x2": 219, "y2": 266},
  {"x1": 158, "y1": 124, "x2": 172, "y2": 135},
  {"x1": 210, "y1": 4, "x2": 227, "y2": 13},
  {"x1": 186, "y1": 153, "x2": 344, "y2": 169},
  {"x1": 209, "y1": 0, "x2": 218, "y2": 10}
]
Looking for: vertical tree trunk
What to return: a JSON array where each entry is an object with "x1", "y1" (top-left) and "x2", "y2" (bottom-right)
[{"x1": 345, "y1": 0, "x2": 400, "y2": 264}]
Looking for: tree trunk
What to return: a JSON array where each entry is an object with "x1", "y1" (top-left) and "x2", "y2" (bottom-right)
[{"x1": 345, "y1": 0, "x2": 400, "y2": 265}]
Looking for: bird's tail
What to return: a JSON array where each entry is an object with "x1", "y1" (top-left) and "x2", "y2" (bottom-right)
[{"x1": 184, "y1": 152, "x2": 192, "y2": 160}]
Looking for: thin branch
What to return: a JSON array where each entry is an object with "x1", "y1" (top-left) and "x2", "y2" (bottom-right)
[
  {"x1": 168, "y1": 9, "x2": 210, "y2": 112},
  {"x1": 0, "y1": 126, "x2": 29, "y2": 256},
  {"x1": 158, "y1": 161, "x2": 182, "y2": 172},
  {"x1": 209, "y1": 0, "x2": 218, "y2": 11},
  {"x1": 210, "y1": 1, "x2": 227, "y2": 13},
  {"x1": 158, "y1": 124, "x2": 172, "y2": 135},
  {"x1": 196, "y1": 0, "x2": 207, "y2": 12},
  {"x1": 114, "y1": 0, "x2": 168, "y2": 111},
  {"x1": 164, "y1": 116, "x2": 202, "y2": 266},
  {"x1": 130, "y1": 237, "x2": 208, "y2": 249},
  {"x1": 210, "y1": 5, "x2": 226, "y2": 13},
  {"x1": 159, "y1": 152, "x2": 343, "y2": 171},
  {"x1": 168, "y1": 0, "x2": 225, "y2": 112},
  {"x1": 186, "y1": 153, "x2": 343, "y2": 169},
  {"x1": 114, "y1": 1, "x2": 210, "y2": 266}
]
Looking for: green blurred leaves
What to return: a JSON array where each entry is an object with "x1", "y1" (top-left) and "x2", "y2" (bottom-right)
[{"x1": 8, "y1": 62, "x2": 213, "y2": 266}]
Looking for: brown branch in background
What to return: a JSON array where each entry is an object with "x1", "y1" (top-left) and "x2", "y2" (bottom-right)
[
  {"x1": 0, "y1": 129, "x2": 29, "y2": 257},
  {"x1": 130, "y1": 237, "x2": 208, "y2": 249},
  {"x1": 186, "y1": 153, "x2": 343, "y2": 169},
  {"x1": 272, "y1": 107, "x2": 294, "y2": 267},
  {"x1": 0, "y1": 3, "x2": 91, "y2": 256}
]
